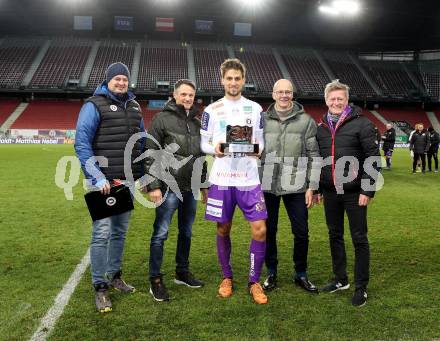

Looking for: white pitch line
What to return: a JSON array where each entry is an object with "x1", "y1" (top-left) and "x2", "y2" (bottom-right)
[{"x1": 29, "y1": 248, "x2": 90, "y2": 341}]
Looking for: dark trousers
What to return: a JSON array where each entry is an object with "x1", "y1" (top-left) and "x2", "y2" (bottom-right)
[
  {"x1": 323, "y1": 190, "x2": 370, "y2": 289},
  {"x1": 427, "y1": 149, "x2": 438, "y2": 171},
  {"x1": 413, "y1": 153, "x2": 426, "y2": 172},
  {"x1": 264, "y1": 192, "x2": 309, "y2": 275}
]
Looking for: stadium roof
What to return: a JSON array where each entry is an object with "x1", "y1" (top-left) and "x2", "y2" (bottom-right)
[{"x1": 0, "y1": 0, "x2": 439, "y2": 51}]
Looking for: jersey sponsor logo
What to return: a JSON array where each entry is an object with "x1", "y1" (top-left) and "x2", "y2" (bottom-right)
[
  {"x1": 212, "y1": 102, "x2": 224, "y2": 110},
  {"x1": 207, "y1": 198, "x2": 223, "y2": 207},
  {"x1": 216, "y1": 171, "x2": 248, "y2": 178},
  {"x1": 201, "y1": 112, "x2": 210, "y2": 130},
  {"x1": 206, "y1": 205, "x2": 222, "y2": 217},
  {"x1": 243, "y1": 106, "x2": 253, "y2": 113}
]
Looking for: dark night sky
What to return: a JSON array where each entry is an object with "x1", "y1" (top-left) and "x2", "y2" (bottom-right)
[{"x1": 1, "y1": 0, "x2": 439, "y2": 51}]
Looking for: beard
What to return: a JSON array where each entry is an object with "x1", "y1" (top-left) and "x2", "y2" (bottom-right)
[{"x1": 225, "y1": 88, "x2": 242, "y2": 98}]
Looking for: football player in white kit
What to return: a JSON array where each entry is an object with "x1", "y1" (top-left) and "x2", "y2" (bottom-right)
[{"x1": 200, "y1": 58, "x2": 268, "y2": 304}]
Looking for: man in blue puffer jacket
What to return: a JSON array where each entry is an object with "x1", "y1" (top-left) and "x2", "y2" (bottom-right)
[{"x1": 75, "y1": 62, "x2": 145, "y2": 313}]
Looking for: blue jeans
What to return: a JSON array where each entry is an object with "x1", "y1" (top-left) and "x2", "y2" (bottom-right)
[
  {"x1": 149, "y1": 191, "x2": 197, "y2": 278},
  {"x1": 90, "y1": 211, "x2": 131, "y2": 286}
]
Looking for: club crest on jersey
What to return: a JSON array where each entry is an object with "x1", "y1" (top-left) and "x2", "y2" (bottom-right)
[
  {"x1": 201, "y1": 112, "x2": 210, "y2": 130},
  {"x1": 110, "y1": 105, "x2": 118, "y2": 112},
  {"x1": 246, "y1": 118, "x2": 252, "y2": 125}
]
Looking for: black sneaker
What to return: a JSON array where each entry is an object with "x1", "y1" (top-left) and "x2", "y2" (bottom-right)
[
  {"x1": 321, "y1": 279, "x2": 350, "y2": 293},
  {"x1": 94, "y1": 283, "x2": 112, "y2": 313},
  {"x1": 262, "y1": 274, "x2": 277, "y2": 291},
  {"x1": 174, "y1": 271, "x2": 204, "y2": 288},
  {"x1": 150, "y1": 277, "x2": 170, "y2": 302},
  {"x1": 352, "y1": 287, "x2": 368, "y2": 307},
  {"x1": 110, "y1": 271, "x2": 136, "y2": 293}
]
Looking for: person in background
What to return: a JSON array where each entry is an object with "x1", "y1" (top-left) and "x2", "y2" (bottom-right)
[
  {"x1": 410, "y1": 123, "x2": 430, "y2": 174},
  {"x1": 427, "y1": 126, "x2": 439, "y2": 173},
  {"x1": 381, "y1": 123, "x2": 395, "y2": 170}
]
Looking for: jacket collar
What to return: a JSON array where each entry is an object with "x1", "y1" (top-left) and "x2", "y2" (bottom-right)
[
  {"x1": 266, "y1": 101, "x2": 305, "y2": 121},
  {"x1": 163, "y1": 98, "x2": 198, "y2": 119},
  {"x1": 93, "y1": 81, "x2": 136, "y2": 105}
]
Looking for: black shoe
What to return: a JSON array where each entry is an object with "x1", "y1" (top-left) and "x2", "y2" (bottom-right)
[
  {"x1": 352, "y1": 287, "x2": 368, "y2": 307},
  {"x1": 174, "y1": 271, "x2": 204, "y2": 288},
  {"x1": 294, "y1": 276, "x2": 318, "y2": 293},
  {"x1": 262, "y1": 274, "x2": 277, "y2": 291},
  {"x1": 150, "y1": 277, "x2": 170, "y2": 302},
  {"x1": 321, "y1": 279, "x2": 350, "y2": 293}
]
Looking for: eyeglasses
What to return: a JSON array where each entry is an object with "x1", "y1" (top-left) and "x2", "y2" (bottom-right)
[{"x1": 274, "y1": 90, "x2": 293, "y2": 96}]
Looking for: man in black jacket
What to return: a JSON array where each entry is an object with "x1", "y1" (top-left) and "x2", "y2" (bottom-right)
[
  {"x1": 381, "y1": 123, "x2": 395, "y2": 170},
  {"x1": 410, "y1": 123, "x2": 430, "y2": 173},
  {"x1": 316, "y1": 80, "x2": 381, "y2": 307},
  {"x1": 145, "y1": 79, "x2": 207, "y2": 301},
  {"x1": 427, "y1": 126, "x2": 439, "y2": 173}
]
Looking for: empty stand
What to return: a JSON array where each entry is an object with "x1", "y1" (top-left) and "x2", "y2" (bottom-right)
[
  {"x1": 362, "y1": 60, "x2": 417, "y2": 98},
  {"x1": 30, "y1": 37, "x2": 92, "y2": 88},
  {"x1": 0, "y1": 37, "x2": 43, "y2": 88},
  {"x1": 323, "y1": 51, "x2": 376, "y2": 98},
  {"x1": 233, "y1": 45, "x2": 283, "y2": 94},
  {"x1": 362, "y1": 109, "x2": 386, "y2": 133},
  {"x1": 87, "y1": 39, "x2": 136, "y2": 89},
  {"x1": 193, "y1": 43, "x2": 228, "y2": 92},
  {"x1": 303, "y1": 104, "x2": 326, "y2": 122},
  {"x1": 0, "y1": 99, "x2": 20, "y2": 126},
  {"x1": 418, "y1": 60, "x2": 440, "y2": 100},
  {"x1": 137, "y1": 41, "x2": 187, "y2": 91},
  {"x1": 281, "y1": 48, "x2": 328, "y2": 97},
  {"x1": 11, "y1": 101, "x2": 82, "y2": 129},
  {"x1": 377, "y1": 107, "x2": 431, "y2": 130}
]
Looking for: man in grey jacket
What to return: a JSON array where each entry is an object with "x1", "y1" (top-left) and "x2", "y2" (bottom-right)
[{"x1": 260, "y1": 79, "x2": 320, "y2": 293}]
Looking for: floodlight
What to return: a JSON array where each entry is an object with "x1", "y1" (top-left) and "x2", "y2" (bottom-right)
[
  {"x1": 318, "y1": 5, "x2": 339, "y2": 16},
  {"x1": 318, "y1": 0, "x2": 361, "y2": 16}
]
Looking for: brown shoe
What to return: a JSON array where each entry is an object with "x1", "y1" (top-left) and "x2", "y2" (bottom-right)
[
  {"x1": 218, "y1": 278, "x2": 233, "y2": 298},
  {"x1": 249, "y1": 283, "x2": 268, "y2": 304}
]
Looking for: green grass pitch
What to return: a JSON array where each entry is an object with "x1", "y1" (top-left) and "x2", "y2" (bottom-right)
[{"x1": 1, "y1": 145, "x2": 439, "y2": 341}]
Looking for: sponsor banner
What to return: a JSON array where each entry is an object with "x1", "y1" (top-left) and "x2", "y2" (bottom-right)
[
  {"x1": 114, "y1": 16, "x2": 133, "y2": 31},
  {"x1": 195, "y1": 19, "x2": 214, "y2": 34},
  {"x1": 234, "y1": 22, "x2": 252, "y2": 37},
  {"x1": 0, "y1": 138, "x2": 63, "y2": 144},
  {"x1": 6, "y1": 129, "x2": 76, "y2": 144},
  {"x1": 74, "y1": 16, "x2": 93, "y2": 30},
  {"x1": 395, "y1": 135, "x2": 408, "y2": 143},
  {"x1": 156, "y1": 17, "x2": 174, "y2": 32},
  {"x1": 148, "y1": 100, "x2": 167, "y2": 109}
]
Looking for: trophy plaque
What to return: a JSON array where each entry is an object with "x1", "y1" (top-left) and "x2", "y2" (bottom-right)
[{"x1": 220, "y1": 125, "x2": 259, "y2": 154}]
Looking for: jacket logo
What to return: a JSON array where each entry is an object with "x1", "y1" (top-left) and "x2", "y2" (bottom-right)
[
  {"x1": 201, "y1": 112, "x2": 210, "y2": 131},
  {"x1": 110, "y1": 105, "x2": 118, "y2": 112}
]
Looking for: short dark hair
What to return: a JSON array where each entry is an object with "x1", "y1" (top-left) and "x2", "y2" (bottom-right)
[
  {"x1": 220, "y1": 58, "x2": 246, "y2": 78},
  {"x1": 174, "y1": 79, "x2": 196, "y2": 92}
]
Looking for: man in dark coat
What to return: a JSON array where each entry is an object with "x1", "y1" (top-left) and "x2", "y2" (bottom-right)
[
  {"x1": 381, "y1": 123, "x2": 396, "y2": 170},
  {"x1": 316, "y1": 80, "x2": 381, "y2": 307},
  {"x1": 410, "y1": 123, "x2": 430, "y2": 173},
  {"x1": 427, "y1": 126, "x2": 439, "y2": 172}
]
